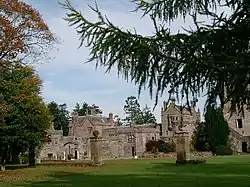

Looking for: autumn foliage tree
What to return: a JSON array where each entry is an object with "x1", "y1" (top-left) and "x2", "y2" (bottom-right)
[
  {"x1": 0, "y1": 0, "x2": 58, "y2": 63},
  {"x1": 0, "y1": 0, "x2": 58, "y2": 169},
  {"x1": 0, "y1": 63, "x2": 51, "y2": 168}
]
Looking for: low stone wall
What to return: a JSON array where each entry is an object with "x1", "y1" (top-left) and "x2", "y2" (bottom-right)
[{"x1": 140, "y1": 151, "x2": 213, "y2": 159}]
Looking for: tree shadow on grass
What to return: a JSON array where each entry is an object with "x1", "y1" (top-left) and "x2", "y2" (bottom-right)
[
  {"x1": 5, "y1": 164, "x2": 29, "y2": 170},
  {"x1": 146, "y1": 161, "x2": 250, "y2": 176},
  {"x1": 15, "y1": 164, "x2": 250, "y2": 187}
]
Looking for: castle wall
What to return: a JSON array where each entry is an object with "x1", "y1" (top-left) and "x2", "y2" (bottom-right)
[
  {"x1": 100, "y1": 138, "x2": 120, "y2": 159},
  {"x1": 223, "y1": 104, "x2": 250, "y2": 152},
  {"x1": 161, "y1": 101, "x2": 200, "y2": 141},
  {"x1": 224, "y1": 105, "x2": 250, "y2": 136}
]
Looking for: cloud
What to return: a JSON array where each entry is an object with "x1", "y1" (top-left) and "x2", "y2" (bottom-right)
[{"x1": 25, "y1": 0, "x2": 207, "y2": 121}]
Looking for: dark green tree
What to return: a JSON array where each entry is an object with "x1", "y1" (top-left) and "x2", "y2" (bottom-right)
[
  {"x1": 123, "y1": 96, "x2": 143, "y2": 125},
  {"x1": 114, "y1": 115, "x2": 123, "y2": 126},
  {"x1": 205, "y1": 104, "x2": 230, "y2": 153},
  {"x1": 74, "y1": 102, "x2": 102, "y2": 116},
  {"x1": 0, "y1": 63, "x2": 51, "y2": 168},
  {"x1": 73, "y1": 103, "x2": 81, "y2": 113},
  {"x1": 192, "y1": 122, "x2": 211, "y2": 152},
  {"x1": 73, "y1": 102, "x2": 89, "y2": 116},
  {"x1": 47, "y1": 102, "x2": 70, "y2": 136},
  {"x1": 23, "y1": 97, "x2": 52, "y2": 167},
  {"x1": 89, "y1": 104, "x2": 103, "y2": 115},
  {"x1": 122, "y1": 96, "x2": 156, "y2": 125},
  {"x1": 61, "y1": 0, "x2": 250, "y2": 113},
  {"x1": 141, "y1": 105, "x2": 157, "y2": 124}
]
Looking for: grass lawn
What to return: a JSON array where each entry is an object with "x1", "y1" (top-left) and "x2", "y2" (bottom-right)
[{"x1": 1, "y1": 156, "x2": 250, "y2": 187}]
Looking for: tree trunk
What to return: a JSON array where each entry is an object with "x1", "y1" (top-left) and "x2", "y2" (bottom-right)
[
  {"x1": 28, "y1": 146, "x2": 36, "y2": 167},
  {"x1": 0, "y1": 156, "x2": 5, "y2": 171},
  {"x1": 11, "y1": 149, "x2": 20, "y2": 164}
]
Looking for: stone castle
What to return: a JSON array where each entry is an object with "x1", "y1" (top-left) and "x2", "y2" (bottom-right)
[
  {"x1": 40, "y1": 110, "x2": 160, "y2": 160},
  {"x1": 40, "y1": 99, "x2": 250, "y2": 160}
]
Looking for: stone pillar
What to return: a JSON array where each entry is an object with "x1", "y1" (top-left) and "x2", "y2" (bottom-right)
[
  {"x1": 90, "y1": 130, "x2": 103, "y2": 166},
  {"x1": 77, "y1": 151, "x2": 80, "y2": 160},
  {"x1": 174, "y1": 131, "x2": 190, "y2": 162},
  {"x1": 90, "y1": 137, "x2": 103, "y2": 166},
  {"x1": 63, "y1": 151, "x2": 66, "y2": 160}
]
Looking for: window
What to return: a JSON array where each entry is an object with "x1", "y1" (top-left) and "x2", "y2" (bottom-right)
[
  {"x1": 87, "y1": 127, "x2": 93, "y2": 134},
  {"x1": 168, "y1": 115, "x2": 178, "y2": 124},
  {"x1": 128, "y1": 135, "x2": 134, "y2": 143},
  {"x1": 128, "y1": 135, "x2": 132, "y2": 143},
  {"x1": 236, "y1": 119, "x2": 243, "y2": 128},
  {"x1": 55, "y1": 138, "x2": 58, "y2": 145}
]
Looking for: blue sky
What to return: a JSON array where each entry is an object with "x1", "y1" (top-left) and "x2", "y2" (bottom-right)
[{"x1": 24, "y1": 0, "x2": 208, "y2": 122}]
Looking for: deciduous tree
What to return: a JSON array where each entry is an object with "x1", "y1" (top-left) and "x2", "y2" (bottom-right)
[
  {"x1": 0, "y1": 0, "x2": 58, "y2": 64},
  {"x1": 0, "y1": 63, "x2": 51, "y2": 168}
]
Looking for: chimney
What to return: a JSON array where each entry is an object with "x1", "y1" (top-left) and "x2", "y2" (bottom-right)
[
  {"x1": 108, "y1": 113, "x2": 113, "y2": 121},
  {"x1": 89, "y1": 108, "x2": 96, "y2": 115},
  {"x1": 73, "y1": 112, "x2": 78, "y2": 123},
  {"x1": 163, "y1": 101, "x2": 167, "y2": 110}
]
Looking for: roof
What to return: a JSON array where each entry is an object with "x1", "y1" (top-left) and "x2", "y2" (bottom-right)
[{"x1": 73, "y1": 115, "x2": 112, "y2": 126}]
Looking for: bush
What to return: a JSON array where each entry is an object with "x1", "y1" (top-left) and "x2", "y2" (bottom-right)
[
  {"x1": 145, "y1": 140, "x2": 160, "y2": 152},
  {"x1": 159, "y1": 141, "x2": 175, "y2": 153},
  {"x1": 214, "y1": 145, "x2": 233, "y2": 155},
  {"x1": 68, "y1": 154, "x2": 74, "y2": 160}
]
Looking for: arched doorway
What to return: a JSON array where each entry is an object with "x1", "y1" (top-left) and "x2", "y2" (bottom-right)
[
  {"x1": 63, "y1": 142, "x2": 78, "y2": 160},
  {"x1": 242, "y1": 142, "x2": 248, "y2": 152}
]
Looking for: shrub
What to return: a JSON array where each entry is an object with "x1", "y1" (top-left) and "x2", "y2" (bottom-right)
[
  {"x1": 159, "y1": 141, "x2": 175, "y2": 153},
  {"x1": 145, "y1": 140, "x2": 160, "y2": 152},
  {"x1": 68, "y1": 154, "x2": 74, "y2": 160},
  {"x1": 215, "y1": 145, "x2": 233, "y2": 155}
]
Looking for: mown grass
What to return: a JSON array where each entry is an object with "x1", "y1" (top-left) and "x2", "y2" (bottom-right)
[{"x1": 1, "y1": 156, "x2": 250, "y2": 187}]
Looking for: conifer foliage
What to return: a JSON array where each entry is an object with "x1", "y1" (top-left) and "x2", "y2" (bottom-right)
[{"x1": 61, "y1": 0, "x2": 250, "y2": 112}]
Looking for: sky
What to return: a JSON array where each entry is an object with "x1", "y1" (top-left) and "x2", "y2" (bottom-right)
[{"x1": 23, "y1": 0, "x2": 208, "y2": 122}]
